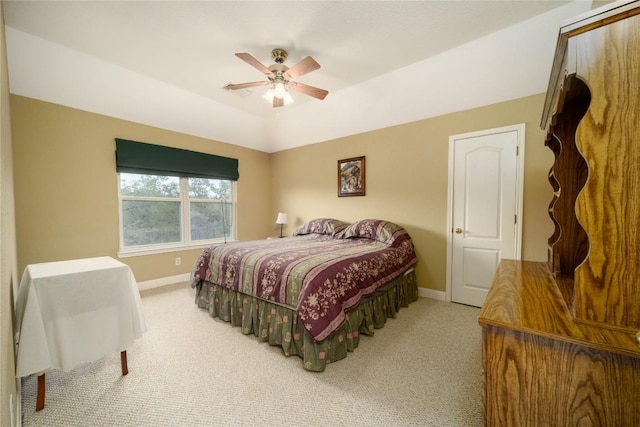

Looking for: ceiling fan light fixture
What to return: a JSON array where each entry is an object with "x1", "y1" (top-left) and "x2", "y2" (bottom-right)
[{"x1": 262, "y1": 83, "x2": 294, "y2": 106}]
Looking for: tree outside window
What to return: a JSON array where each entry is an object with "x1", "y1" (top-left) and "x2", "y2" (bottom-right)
[{"x1": 119, "y1": 173, "x2": 234, "y2": 249}]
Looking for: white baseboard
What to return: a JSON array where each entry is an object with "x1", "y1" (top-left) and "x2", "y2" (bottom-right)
[
  {"x1": 137, "y1": 273, "x2": 190, "y2": 291},
  {"x1": 418, "y1": 287, "x2": 446, "y2": 301},
  {"x1": 15, "y1": 377, "x2": 21, "y2": 427}
]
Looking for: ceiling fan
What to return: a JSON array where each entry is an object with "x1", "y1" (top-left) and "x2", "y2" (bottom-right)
[{"x1": 224, "y1": 48, "x2": 329, "y2": 108}]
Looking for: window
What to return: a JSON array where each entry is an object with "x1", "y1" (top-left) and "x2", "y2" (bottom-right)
[
  {"x1": 119, "y1": 173, "x2": 235, "y2": 253},
  {"x1": 114, "y1": 138, "x2": 239, "y2": 255},
  {"x1": 188, "y1": 177, "x2": 233, "y2": 241}
]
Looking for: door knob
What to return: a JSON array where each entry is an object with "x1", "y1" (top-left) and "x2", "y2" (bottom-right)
[{"x1": 455, "y1": 228, "x2": 462, "y2": 234}]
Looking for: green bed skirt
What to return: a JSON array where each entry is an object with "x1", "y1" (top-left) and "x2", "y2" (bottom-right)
[{"x1": 195, "y1": 268, "x2": 418, "y2": 372}]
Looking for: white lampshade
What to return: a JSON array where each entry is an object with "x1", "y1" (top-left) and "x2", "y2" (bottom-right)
[
  {"x1": 262, "y1": 89, "x2": 275, "y2": 103},
  {"x1": 281, "y1": 91, "x2": 294, "y2": 105},
  {"x1": 275, "y1": 212, "x2": 288, "y2": 224},
  {"x1": 274, "y1": 82, "x2": 286, "y2": 98}
]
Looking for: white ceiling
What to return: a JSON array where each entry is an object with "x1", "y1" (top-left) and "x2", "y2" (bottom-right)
[{"x1": 3, "y1": 1, "x2": 595, "y2": 152}]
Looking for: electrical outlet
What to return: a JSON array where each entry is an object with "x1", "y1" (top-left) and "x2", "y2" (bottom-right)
[{"x1": 175, "y1": 257, "x2": 181, "y2": 266}]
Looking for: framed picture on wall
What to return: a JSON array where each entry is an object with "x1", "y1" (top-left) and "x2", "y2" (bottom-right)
[{"x1": 338, "y1": 156, "x2": 366, "y2": 197}]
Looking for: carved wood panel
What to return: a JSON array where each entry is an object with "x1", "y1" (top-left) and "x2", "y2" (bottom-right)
[{"x1": 573, "y1": 14, "x2": 640, "y2": 330}]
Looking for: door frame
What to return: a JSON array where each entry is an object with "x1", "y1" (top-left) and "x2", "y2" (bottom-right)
[{"x1": 445, "y1": 123, "x2": 526, "y2": 303}]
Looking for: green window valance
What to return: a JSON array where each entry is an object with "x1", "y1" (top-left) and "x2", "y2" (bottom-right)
[{"x1": 115, "y1": 138, "x2": 239, "y2": 181}]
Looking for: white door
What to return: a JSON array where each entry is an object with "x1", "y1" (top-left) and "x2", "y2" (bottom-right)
[{"x1": 446, "y1": 124, "x2": 524, "y2": 307}]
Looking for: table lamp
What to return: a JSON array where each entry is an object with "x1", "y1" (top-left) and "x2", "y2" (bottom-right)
[{"x1": 275, "y1": 212, "x2": 288, "y2": 238}]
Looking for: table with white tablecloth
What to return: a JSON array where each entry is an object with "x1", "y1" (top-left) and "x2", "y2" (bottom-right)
[{"x1": 15, "y1": 256, "x2": 147, "y2": 410}]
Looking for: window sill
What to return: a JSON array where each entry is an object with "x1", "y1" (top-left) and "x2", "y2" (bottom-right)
[{"x1": 118, "y1": 239, "x2": 237, "y2": 258}]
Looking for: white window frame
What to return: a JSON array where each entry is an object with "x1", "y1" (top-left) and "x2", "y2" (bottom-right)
[{"x1": 117, "y1": 175, "x2": 237, "y2": 257}]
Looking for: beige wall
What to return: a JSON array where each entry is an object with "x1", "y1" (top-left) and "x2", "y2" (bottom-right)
[
  {"x1": 10, "y1": 95, "x2": 272, "y2": 282},
  {"x1": 271, "y1": 93, "x2": 555, "y2": 291},
  {"x1": 1, "y1": 2, "x2": 18, "y2": 425},
  {"x1": 9, "y1": 93, "x2": 556, "y2": 293}
]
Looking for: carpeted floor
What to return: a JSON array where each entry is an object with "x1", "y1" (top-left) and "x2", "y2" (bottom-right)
[{"x1": 21, "y1": 282, "x2": 482, "y2": 426}]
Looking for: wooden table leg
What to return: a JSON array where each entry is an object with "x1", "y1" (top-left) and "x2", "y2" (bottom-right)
[
  {"x1": 35, "y1": 352, "x2": 126, "y2": 412},
  {"x1": 121, "y1": 350, "x2": 128, "y2": 375},
  {"x1": 36, "y1": 374, "x2": 45, "y2": 411}
]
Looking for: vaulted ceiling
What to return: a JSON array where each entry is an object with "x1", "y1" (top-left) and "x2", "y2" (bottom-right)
[{"x1": 3, "y1": 1, "x2": 594, "y2": 152}]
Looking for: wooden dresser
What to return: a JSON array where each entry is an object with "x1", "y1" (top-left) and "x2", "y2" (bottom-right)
[{"x1": 478, "y1": 1, "x2": 640, "y2": 425}]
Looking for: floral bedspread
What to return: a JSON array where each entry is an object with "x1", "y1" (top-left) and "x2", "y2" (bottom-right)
[{"x1": 191, "y1": 226, "x2": 417, "y2": 342}]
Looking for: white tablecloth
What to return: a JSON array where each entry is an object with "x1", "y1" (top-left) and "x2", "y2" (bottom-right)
[{"x1": 15, "y1": 257, "x2": 147, "y2": 378}]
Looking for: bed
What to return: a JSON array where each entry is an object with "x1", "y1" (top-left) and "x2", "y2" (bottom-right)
[{"x1": 190, "y1": 218, "x2": 419, "y2": 371}]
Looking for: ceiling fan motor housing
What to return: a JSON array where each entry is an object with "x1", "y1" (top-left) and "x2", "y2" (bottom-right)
[{"x1": 271, "y1": 48, "x2": 288, "y2": 64}]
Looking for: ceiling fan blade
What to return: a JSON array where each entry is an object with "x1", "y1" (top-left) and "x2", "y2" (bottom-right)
[
  {"x1": 284, "y1": 56, "x2": 320, "y2": 79},
  {"x1": 224, "y1": 81, "x2": 269, "y2": 90},
  {"x1": 273, "y1": 97, "x2": 284, "y2": 108},
  {"x1": 235, "y1": 52, "x2": 273, "y2": 75},
  {"x1": 289, "y1": 82, "x2": 329, "y2": 100}
]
